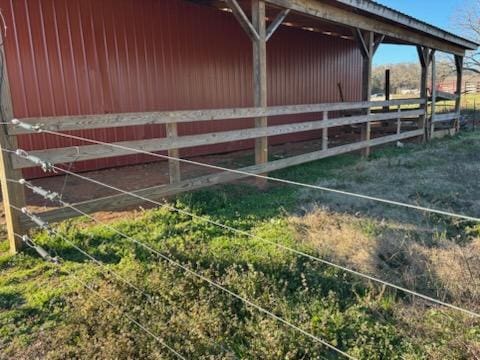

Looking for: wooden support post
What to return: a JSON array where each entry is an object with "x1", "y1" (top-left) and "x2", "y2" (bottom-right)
[
  {"x1": 454, "y1": 55, "x2": 464, "y2": 132},
  {"x1": 225, "y1": 0, "x2": 274, "y2": 176},
  {"x1": 357, "y1": 30, "x2": 374, "y2": 157},
  {"x1": 0, "y1": 38, "x2": 27, "y2": 254},
  {"x1": 252, "y1": 0, "x2": 268, "y2": 167},
  {"x1": 430, "y1": 51, "x2": 437, "y2": 139},
  {"x1": 166, "y1": 123, "x2": 181, "y2": 184},
  {"x1": 322, "y1": 111, "x2": 328, "y2": 150},
  {"x1": 417, "y1": 46, "x2": 430, "y2": 142}
]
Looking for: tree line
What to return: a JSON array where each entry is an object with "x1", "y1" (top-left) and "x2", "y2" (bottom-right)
[{"x1": 372, "y1": 61, "x2": 454, "y2": 94}]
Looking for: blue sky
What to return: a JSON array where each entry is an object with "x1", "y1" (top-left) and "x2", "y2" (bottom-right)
[{"x1": 373, "y1": 0, "x2": 464, "y2": 65}]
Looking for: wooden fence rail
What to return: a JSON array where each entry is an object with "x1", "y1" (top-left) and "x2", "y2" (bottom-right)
[
  {"x1": 8, "y1": 98, "x2": 425, "y2": 135},
  {"x1": 12, "y1": 108, "x2": 424, "y2": 169},
  {"x1": 8, "y1": 98, "x2": 427, "y2": 229},
  {"x1": 432, "y1": 112, "x2": 459, "y2": 123},
  {"x1": 20, "y1": 129, "x2": 424, "y2": 228}
]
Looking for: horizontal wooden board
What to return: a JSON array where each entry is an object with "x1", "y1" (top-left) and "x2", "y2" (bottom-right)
[
  {"x1": 12, "y1": 109, "x2": 424, "y2": 169},
  {"x1": 20, "y1": 128, "x2": 424, "y2": 227},
  {"x1": 432, "y1": 128, "x2": 456, "y2": 138},
  {"x1": 432, "y1": 112, "x2": 459, "y2": 123},
  {"x1": 10, "y1": 98, "x2": 425, "y2": 135},
  {"x1": 435, "y1": 91, "x2": 458, "y2": 101}
]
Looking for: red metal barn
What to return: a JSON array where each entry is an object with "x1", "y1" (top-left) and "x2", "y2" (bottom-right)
[
  {"x1": 1, "y1": 0, "x2": 365, "y2": 178},
  {"x1": 0, "y1": 0, "x2": 478, "y2": 252}
]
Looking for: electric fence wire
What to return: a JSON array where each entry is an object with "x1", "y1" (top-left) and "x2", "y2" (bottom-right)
[
  {"x1": 4, "y1": 119, "x2": 480, "y2": 356},
  {"x1": 14, "y1": 122, "x2": 479, "y2": 223},
  {"x1": 9, "y1": 203, "x2": 236, "y2": 358},
  {"x1": 11, "y1": 187, "x2": 357, "y2": 360},
  {"x1": 13, "y1": 232, "x2": 187, "y2": 360},
  {"x1": 48, "y1": 165, "x2": 480, "y2": 318},
  {"x1": 6, "y1": 145, "x2": 480, "y2": 318},
  {"x1": 10, "y1": 178, "x2": 239, "y2": 359},
  {"x1": 9, "y1": 203, "x2": 152, "y2": 301}
]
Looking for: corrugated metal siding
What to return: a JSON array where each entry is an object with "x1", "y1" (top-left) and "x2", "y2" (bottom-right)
[{"x1": 1, "y1": 0, "x2": 362, "y2": 178}]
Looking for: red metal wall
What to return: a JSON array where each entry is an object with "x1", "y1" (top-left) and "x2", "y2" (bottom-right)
[{"x1": 0, "y1": 0, "x2": 362, "y2": 178}]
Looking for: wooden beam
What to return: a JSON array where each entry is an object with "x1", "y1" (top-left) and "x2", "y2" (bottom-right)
[
  {"x1": 266, "y1": 8, "x2": 290, "y2": 41},
  {"x1": 264, "y1": 0, "x2": 466, "y2": 56},
  {"x1": 21, "y1": 129, "x2": 425, "y2": 227},
  {"x1": 358, "y1": 31, "x2": 374, "y2": 100},
  {"x1": 334, "y1": 0, "x2": 477, "y2": 51},
  {"x1": 430, "y1": 51, "x2": 437, "y2": 139},
  {"x1": 454, "y1": 55, "x2": 464, "y2": 132},
  {"x1": 10, "y1": 98, "x2": 426, "y2": 135},
  {"x1": 432, "y1": 112, "x2": 458, "y2": 123},
  {"x1": 224, "y1": 0, "x2": 260, "y2": 42},
  {"x1": 417, "y1": 46, "x2": 429, "y2": 142},
  {"x1": 13, "y1": 109, "x2": 424, "y2": 169},
  {"x1": 435, "y1": 90, "x2": 458, "y2": 101},
  {"x1": 252, "y1": 0, "x2": 268, "y2": 167},
  {"x1": 360, "y1": 31, "x2": 374, "y2": 157},
  {"x1": 0, "y1": 36, "x2": 27, "y2": 254}
]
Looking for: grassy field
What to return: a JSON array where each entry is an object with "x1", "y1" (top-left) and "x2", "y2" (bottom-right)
[{"x1": 1, "y1": 131, "x2": 480, "y2": 359}]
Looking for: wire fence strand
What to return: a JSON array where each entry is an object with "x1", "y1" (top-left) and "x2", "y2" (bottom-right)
[
  {"x1": 26, "y1": 127, "x2": 479, "y2": 223},
  {"x1": 11, "y1": 232, "x2": 187, "y2": 360},
  {"x1": 30, "y1": 166, "x2": 480, "y2": 319},
  {"x1": 11, "y1": 197, "x2": 355, "y2": 359}
]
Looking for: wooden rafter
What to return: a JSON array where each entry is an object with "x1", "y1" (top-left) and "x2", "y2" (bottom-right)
[{"x1": 264, "y1": 0, "x2": 466, "y2": 55}]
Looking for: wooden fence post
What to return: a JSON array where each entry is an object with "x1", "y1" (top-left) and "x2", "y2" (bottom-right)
[
  {"x1": 322, "y1": 111, "x2": 328, "y2": 150},
  {"x1": 430, "y1": 51, "x2": 437, "y2": 139},
  {"x1": 361, "y1": 31, "x2": 373, "y2": 157},
  {"x1": 355, "y1": 30, "x2": 382, "y2": 157},
  {"x1": 454, "y1": 55, "x2": 464, "y2": 133},
  {"x1": 396, "y1": 107, "x2": 402, "y2": 134},
  {"x1": 225, "y1": 0, "x2": 274, "y2": 185},
  {"x1": 383, "y1": 69, "x2": 390, "y2": 112},
  {"x1": 417, "y1": 46, "x2": 429, "y2": 142},
  {"x1": 0, "y1": 38, "x2": 27, "y2": 254},
  {"x1": 252, "y1": 0, "x2": 268, "y2": 167},
  {"x1": 166, "y1": 123, "x2": 181, "y2": 184}
]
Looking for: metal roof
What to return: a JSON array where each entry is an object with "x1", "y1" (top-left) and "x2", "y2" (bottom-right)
[{"x1": 334, "y1": 0, "x2": 478, "y2": 50}]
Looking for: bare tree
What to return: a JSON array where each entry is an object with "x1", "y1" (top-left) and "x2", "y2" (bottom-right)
[{"x1": 455, "y1": 0, "x2": 480, "y2": 73}]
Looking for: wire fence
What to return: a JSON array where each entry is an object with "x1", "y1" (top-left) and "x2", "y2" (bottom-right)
[{"x1": 4, "y1": 118, "x2": 480, "y2": 358}]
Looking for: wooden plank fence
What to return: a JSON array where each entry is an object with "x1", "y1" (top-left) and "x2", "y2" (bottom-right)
[{"x1": 9, "y1": 98, "x2": 427, "y2": 229}]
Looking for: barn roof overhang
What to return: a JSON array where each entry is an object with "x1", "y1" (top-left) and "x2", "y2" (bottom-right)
[{"x1": 192, "y1": 0, "x2": 479, "y2": 56}]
